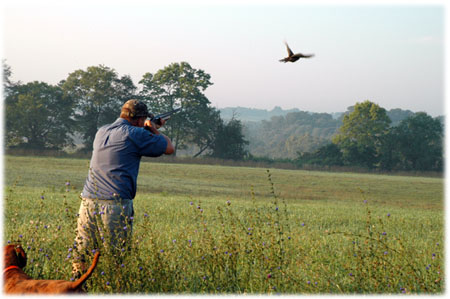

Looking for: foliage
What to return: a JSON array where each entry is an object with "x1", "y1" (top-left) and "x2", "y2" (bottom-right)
[
  {"x1": 295, "y1": 143, "x2": 343, "y2": 167},
  {"x1": 392, "y1": 112, "x2": 443, "y2": 171},
  {"x1": 60, "y1": 65, "x2": 137, "y2": 150},
  {"x1": 244, "y1": 111, "x2": 340, "y2": 159},
  {"x1": 209, "y1": 117, "x2": 249, "y2": 160},
  {"x1": 139, "y1": 62, "x2": 216, "y2": 155},
  {"x1": 5, "y1": 81, "x2": 75, "y2": 150},
  {"x1": 333, "y1": 101, "x2": 391, "y2": 168}
]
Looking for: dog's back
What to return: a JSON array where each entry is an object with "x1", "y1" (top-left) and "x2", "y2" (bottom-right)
[{"x1": 4, "y1": 245, "x2": 100, "y2": 294}]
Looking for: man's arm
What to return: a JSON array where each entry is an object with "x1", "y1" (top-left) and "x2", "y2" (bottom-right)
[{"x1": 144, "y1": 119, "x2": 174, "y2": 155}]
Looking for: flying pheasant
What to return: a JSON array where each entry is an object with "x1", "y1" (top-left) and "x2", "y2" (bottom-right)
[{"x1": 279, "y1": 42, "x2": 314, "y2": 63}]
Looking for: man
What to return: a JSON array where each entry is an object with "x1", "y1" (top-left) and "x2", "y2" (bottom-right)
[{"x1": 72, "y1": 99, "x2": 174, "y2": 275}]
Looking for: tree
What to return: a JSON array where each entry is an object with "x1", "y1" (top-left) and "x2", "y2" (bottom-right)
[
  {"x1": 333, "y1": 100, "x2": 391, "y2": 168},
  {"x1": 5, "y1": 81, "x2": 75, "y2": 150},
  {"x1": 295, "y1": 143, "x2": 343, "y2": 167},
  {"x1": 3, "y1": 60, "x2": 18, "y2": 98},
  {"x1": 393, "y1": 112, "x2": 443, "y2": 171},
  {"x1": 210, "y1": 117, "x2": 249, "y2": 160},
  {"x1": 61, "y1": 65, "x2": 137, "y2": 150},
  {"x1": 139, "y1": 62, "x2": 213, "y2": 155}
]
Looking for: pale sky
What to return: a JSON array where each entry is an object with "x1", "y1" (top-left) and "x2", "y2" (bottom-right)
[{"x1": 1, "y1": 0, "x2": 446, "y2": 116}]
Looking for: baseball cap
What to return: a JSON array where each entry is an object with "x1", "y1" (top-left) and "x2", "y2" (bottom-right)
[{"x1": 121, "y1": 99, "x2": 149, "y2": 118}]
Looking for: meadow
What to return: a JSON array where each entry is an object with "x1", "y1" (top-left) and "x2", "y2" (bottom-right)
[{"x1": 3, "y1": 155, "x2": 444, "y2": 294}]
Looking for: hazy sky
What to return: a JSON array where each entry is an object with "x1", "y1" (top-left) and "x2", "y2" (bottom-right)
[{"x1": 2, "y1": 0, "x2": 446, "y2": 116}]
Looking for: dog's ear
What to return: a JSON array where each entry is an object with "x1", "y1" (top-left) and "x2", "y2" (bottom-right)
[{"x1": 15, "y1": 246, "x2": 27, "y2": 268}]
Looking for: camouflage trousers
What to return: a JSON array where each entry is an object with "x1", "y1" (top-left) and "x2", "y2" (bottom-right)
[{"x1": 72, "y1": 197, "x2": 134, "y2": 274}]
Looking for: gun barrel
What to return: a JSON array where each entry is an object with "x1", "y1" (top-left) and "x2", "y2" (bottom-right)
[{"x1": 150, "y1": 108, "x2": 182, "y2": 124}]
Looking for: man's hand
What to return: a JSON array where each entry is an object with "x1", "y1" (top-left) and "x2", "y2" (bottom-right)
[
  {"x1": 145, "y1": 118, "x2": 165, "y2": 129},
  {"x1": 144, "y1": 118, "x2": 166, "y2": 135}
]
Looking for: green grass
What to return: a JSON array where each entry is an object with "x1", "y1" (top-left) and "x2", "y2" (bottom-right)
[{"x1": 3, "y1": 155, "x2": 444, "y2": 294}]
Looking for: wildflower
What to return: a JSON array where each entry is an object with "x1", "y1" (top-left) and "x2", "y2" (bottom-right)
[
  {"x1": 93, "y1": 211, "x2": 97, "y2": 215},
  {"x1": 173, "y1": 239, "x2": 176, "y2": 243},
  {"x1": 41, "y1": 196, "x2": 45, "y2": 199},
  {"x1": 275, "y1": 207, "x2": 279, "y2": 211},
  {"x1": 123, "y1": 226, "x2": 127, "y2": 231},
  {"x1": 144, "y1": 213, "x2": 148, "y2": 217},
  {"x1": 101, "y1": 271, "x2": 105, "y2": 275},
  {"x1": 307, "y1": 281, "x2": 311, "y2": 284},
  {"x1": 91, "y1": 249, "x2": 96, "y2": 254},
  {"x1": 66, "y1": 181, "x2": 70, "y2": 186},
  {"x1": 139, "y1": 266, "x2": 143, "y2": 271},
  {"x1": 67, "y1": 254, "x2": 71, "y2": 259},
  {"x1": 387, "y1": 213, "x2": 391, "y2": 217},
  {"x1": 121, "y1": 248, "x2": 125, "y2": 252},
  {"x1": 160, "y1": 249, "x2": 164, "y2": 253},
  {"x1": 70, "y1": 277, "x2": 74, "y2": 281},
  {"x1": 130, "y1": 216, "x2": 134, "y2": 220},
  {"x1": 44, "y1": 225, "x2": 48, "y2": 229},
  {"x1": 226, "y1": 200, "x2": 231, "y2": 205},
  {"x1": 19, "y1": 235, "x2": 23, "y2": 238},
  {"x1": 301, "y1": 223, "x2": 305, "y2": 227},
  {"x1": 106, "y1": 282, "x2": 110, "y2": 286},
  {"x1": 364, "y1": 200, "x2": 368, "y2": 204},
  {"x1": 349, "y1": 273, "x2": 353, "y2": 276},
  {"x1": 267, "y1": 274, "x2": 272, "y2": 279},
  {"x1": 202, "y1": 276, "x2": 206, "y2": 280},
  {"x1": 382, "y1": 232, "x2": 387, "y2": 236},
  {"x1": 121, "y1": 264, "x2": 125, "y2": 268},
  {"x1": 189, "y1": 202, "x2": 193, "y2": 205},
  {"x1": 384, "y1": 251, "x2": 388, "y2": 255},
  {"x1": 68, "y1": 248, "x2": 73, "y2": 252},
  {"x1": 288, "y1": 236, "x2": 291, "y2": 240}
]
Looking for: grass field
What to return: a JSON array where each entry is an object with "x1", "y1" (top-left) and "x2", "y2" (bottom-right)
[{"x1": 3, "y1": 155, "x2": 444, "y2": 294}]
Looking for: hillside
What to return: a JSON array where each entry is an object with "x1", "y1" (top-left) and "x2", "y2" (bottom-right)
[{"x1": 220, "y1": 106, "x2": 426, "y2": 159}]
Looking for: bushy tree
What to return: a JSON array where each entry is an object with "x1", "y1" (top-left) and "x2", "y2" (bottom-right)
[
  {"x1": 393, "y1": 112, "x2": 443, "y2": 171},
  {"x1": 5, "y1": 81, "x2": 75, "y2": 150},
  {"x1": 61, "y1": 65, "x2": 136, "y2": 150},
  {"x1": 333, "y1": 101, "x2": 391, "y2": 168},
  {"x1": 139, "y1": 62, "x2": 214, "y2": 155},
  {"x1": 210, "y1": 118, "x2": 249, "y2": 160}
]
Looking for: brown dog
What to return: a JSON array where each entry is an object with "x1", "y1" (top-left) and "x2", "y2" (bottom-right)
[{"x1": 3, "y1": 244, "x2": 100, "y2": 294}]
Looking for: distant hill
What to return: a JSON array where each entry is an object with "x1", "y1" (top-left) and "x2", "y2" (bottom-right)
[
  {"x1": 219, "y1": 106, "x2": 439, "y2": 159},
  {"x1": 219, "y1": 106, "x2": 301, "y2": 122}
]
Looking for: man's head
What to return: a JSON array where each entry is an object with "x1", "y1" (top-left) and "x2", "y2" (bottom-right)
[{"x1": 120, "y1": 99, "x2": 149, "y2": 126}]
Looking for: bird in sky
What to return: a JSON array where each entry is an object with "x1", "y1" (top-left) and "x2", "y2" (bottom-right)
[{"x1": 279, "y1": 41, "x2": 314, "y2": 63}]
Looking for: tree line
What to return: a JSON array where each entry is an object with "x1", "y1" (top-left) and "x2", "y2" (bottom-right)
[
  {"x1": 3, "y1": 60, "x2": 443, "y2": 172},
  {"x1": 295, "y1": 101, "x2": 443, "y2": 171},
  {"x1": 3, "y1": 61, "x2": 247, "y2": 160}
]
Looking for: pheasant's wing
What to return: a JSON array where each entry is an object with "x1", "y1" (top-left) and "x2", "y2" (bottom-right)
[
  {"x1": 293, "y1": 53, "x2": 315, "y2": 58},
  {"x1": 285, "y1": 42, "x2": 294, "y2": 57}
]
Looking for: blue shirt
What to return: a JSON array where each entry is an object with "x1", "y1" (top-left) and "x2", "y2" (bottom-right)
[{"x1": 81, "y1": 118, "x2": 168, "y2": 200}]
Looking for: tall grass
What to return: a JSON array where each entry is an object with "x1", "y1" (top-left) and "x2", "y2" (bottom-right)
[{"x1": 3, "y1": 156, "x2": 444, "y2": 294}]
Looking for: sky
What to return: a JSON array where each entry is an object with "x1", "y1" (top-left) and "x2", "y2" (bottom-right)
[{"x1": 1, "y1": 0, "x2": 446, "y2": 116}]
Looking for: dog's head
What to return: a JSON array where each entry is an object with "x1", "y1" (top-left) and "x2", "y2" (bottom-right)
[{"x1": 4, "y1": 244, "x2": 27, "y2": 269}]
